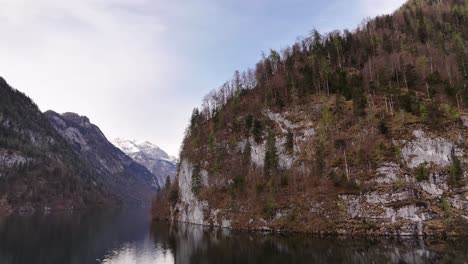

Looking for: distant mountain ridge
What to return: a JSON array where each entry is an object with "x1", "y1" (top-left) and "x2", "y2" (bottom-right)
[
  {"x1": 112, "y1": 138, "x2": 177, "y2": 187},
  {"x1": 0, "y1": 76, "x2": 160, "y2": 213},
  {"x1": 45, "y1": 111, "x2": 159, "y2": 203},
  {"x1": 0, "y1": 77, "x2": 114, "y2": 212}
]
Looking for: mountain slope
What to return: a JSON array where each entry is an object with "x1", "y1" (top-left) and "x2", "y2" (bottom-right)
[
  {"x1": 0, "y1": 77, "x2": 115, "y2": 213},
  {"x1": 45, "y1": 112, "x2": 159, "y2": 204},
  {"x1": 154, "y1": 0, "x2": 468, "y2": 236},
  {"x1": 112, "y1": 138, "x2": 177, "y2": 187}
]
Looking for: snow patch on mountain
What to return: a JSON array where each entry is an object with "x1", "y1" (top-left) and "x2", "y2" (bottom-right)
[{"x1": 112, "y1": 138, "x2": 178, "y2": 186}]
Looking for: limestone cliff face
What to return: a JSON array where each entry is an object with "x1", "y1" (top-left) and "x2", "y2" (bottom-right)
[
  {"x1": 174, "y1": 160, "x2": 207, "y2": 225},
  {"x1": 160, "y1": 0, "x2": 468, "y2": 235},
  {"x1": 170, "y1": 106, "x2": 467, "y2": 236},
  {"x1": 173, "y1": 159, "x2": 232, "y2": 228}
]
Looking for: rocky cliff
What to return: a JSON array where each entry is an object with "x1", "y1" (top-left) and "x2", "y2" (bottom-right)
[
  {"x1": 0, "y1": 76, "x2": 161, "y2": 213},
  {"x1": 45, "y1": 112, "x2": 159, "y2": 204},
  {"x1": 155, "y1": 0, "x2": 468, "y2": 236},
  {"x1": 171, "y1": 118, "x2": 467, "y2": 235},
  {"x1": 0, "y1": 77, "x2": 115, "y2": 213}
]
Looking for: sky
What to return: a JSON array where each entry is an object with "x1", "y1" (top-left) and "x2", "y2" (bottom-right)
[{"x1": 0, "y1": 0, "x2": 405, "y2": 156}]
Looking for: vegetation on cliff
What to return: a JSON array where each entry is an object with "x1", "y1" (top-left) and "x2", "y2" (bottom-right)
[
  {"x1": 0, "y1": 77, "x2": 115, "y2": 211},
  {"x1": 154, "y1": 0, "x2": 467, "y2": 235},
  {"x1": 0, "y1": 77, "x2": 159, "y2": 212}
]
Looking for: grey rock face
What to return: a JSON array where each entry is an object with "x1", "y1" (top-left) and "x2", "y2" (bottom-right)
[
  {"x1": 0, "y1": 77, "x2": 118, "y2": 211},
  {"x1": 112, "y1": 139, "x2": 177, "y2": 187},
  {"x1": 46, "y1": 111, "x2": 159, "y2": 204}
]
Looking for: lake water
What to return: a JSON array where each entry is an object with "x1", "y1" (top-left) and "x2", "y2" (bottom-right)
[{"x1": 0, "y1": 209, "x2": 467, "y2": 264}]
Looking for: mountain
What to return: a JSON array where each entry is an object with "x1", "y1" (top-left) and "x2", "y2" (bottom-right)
[
  {"x1": 45, "y1": 112, "x2": 159, "y2": 204},
  {"x1": 154, "y1": 0, "x2": 468, "y2": 236},
  {"x1": 0, "y1": 77, "x2": 115, "y2": 213},
  {"x1": 0, "y1": 76, "x2": 160, "y2": 213},
  {"x1": 112, "y1": 138, "x2": 177, "y2": 187}
]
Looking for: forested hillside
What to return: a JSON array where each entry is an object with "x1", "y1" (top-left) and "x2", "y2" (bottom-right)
[
  {"x1": 0, "y1": 77, "x2": 160, "y2": 213},
  {"x1": 193, "y1": 0, "x2": 467, "y2": 122},
  {"x1": 154, "y1": 0, "x2": 468, "y2": 236},
  {"x1": 0, "y1": 77, "x2": 115, "y2": 212}
]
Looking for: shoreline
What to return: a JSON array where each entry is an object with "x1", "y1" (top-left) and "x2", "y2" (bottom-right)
[
  {"x1": 154, "y1": 218, "x2": 468, "y2": 239},
  {"x1": 0, "y1": 203, "x2": 152, "y2": 217}
]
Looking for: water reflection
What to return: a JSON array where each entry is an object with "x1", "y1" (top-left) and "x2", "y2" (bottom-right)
[
  {"x1": 100, "y1": 240, "x2": 173, "y2": 264},
  {"x1": 158, "y1": 223, "x2": 468, "y2": 264},
  {"x1": 0, "y1": 209, "x2": 467, "y2": 264},
  {"x1": 0, "y1": 209, "x2": 175, "y2": 264}
]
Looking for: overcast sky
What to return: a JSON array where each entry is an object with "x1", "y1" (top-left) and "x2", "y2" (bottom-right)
[{"x1": 0, "y1": 0, "x2": 405, "y2": 156}]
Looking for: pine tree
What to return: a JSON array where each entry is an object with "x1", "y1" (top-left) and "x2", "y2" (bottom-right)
[
  {"x1": 285, "y1": 130, "x2": 294, "y2": 152},
  {"x1": 449, "y1": 148, "x2": 463, "y2": 185},
  {"x1": 264, "y1": 130, "x2": 278, "y2": 178},
  {"x1": 191, "y1": 165, "x2": 202, "y2": 194},
  {"x1": 243, "y1": 140, "x2": 252, "y2": 168},
  {"x1": 335, "y1": 94, "x2": 345, "y2": 120},
  {"x1": 245, "y1": 114, "x2": 254, "y2": 132},
  {"x1": 352, "y1": 86, "x2": 367, "y2": 117},
  {"x1": 253, "y1": 119, "x2": 263, "y2": 143},
  {"x1": 315, "y1": 140, "x2": 325, "y2": 178}
]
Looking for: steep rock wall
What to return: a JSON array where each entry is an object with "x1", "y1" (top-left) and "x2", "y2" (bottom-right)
[{"x1": 173, "y1": 124, "x2": 468, "y2": 236}]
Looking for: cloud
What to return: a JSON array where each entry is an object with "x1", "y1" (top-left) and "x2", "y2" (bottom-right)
[
  {"x1": 0, "y1": 0, "x2": 172, "y2": 92},
  {"x1": 0, "y1": 0, "x2": 189, "y2": 155},
  {"x1": 0, "y1": 0, "x2": 247, "y2": 156},
  {"x1": 0, "y1": 0, "x2": 408, "y2": 156}
]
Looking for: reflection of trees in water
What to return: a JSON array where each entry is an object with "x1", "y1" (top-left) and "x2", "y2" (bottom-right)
[
  {"x1": 1, "y1": 213, "x2": 466, "y2": 264},
  {"x1": 0, "y1": 209, "x2": 152, "y2": 264},
  {"x1": 155, "y1": 222, "x2": 468, "y2": 264}
]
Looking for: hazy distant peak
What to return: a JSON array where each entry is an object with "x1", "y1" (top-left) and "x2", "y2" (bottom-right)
[
  {"x1": 112, "y1": 138, "x2": 177, "y2": 186},
  {"x1": 112, "y1": 138, "x2": 170, "y2": 160},
  {"x1": 112, "y1": 138, "x2": 141, "y2": 153}
]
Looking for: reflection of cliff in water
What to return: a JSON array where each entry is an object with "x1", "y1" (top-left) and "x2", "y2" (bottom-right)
[
  {"x1": 0, "y1": 209, "x2": 154, "y2": 264},
  {"x1": 158, "y1": 222, "x2": 468, "y2": 264},
  {"x1": 1, "y1": 211, "x2": 467, "y2": 264}
]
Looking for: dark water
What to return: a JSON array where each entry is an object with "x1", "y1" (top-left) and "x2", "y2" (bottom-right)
[{"x1": 0, "y1": 210, "x2": 467, "y2": 264}]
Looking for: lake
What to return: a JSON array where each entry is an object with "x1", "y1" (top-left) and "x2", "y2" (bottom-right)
[{"x1": 0, "y1": 209, "x2": 466, "y2": 264}]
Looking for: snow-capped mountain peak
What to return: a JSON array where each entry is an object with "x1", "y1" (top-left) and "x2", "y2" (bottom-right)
[
  {"x1": 113, "y1": 138, "x2": 170, "y2": 158},
  {"x1": 112, "y1": 138, "x2": 141, "y2": 153},
  {"x1": 112, "y1": 138, "x2": 178, "y2": 186}
]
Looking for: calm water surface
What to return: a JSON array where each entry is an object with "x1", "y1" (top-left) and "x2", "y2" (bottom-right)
[{"x1": 0, "y1": 209, "x2": 467, "y2": 264}]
